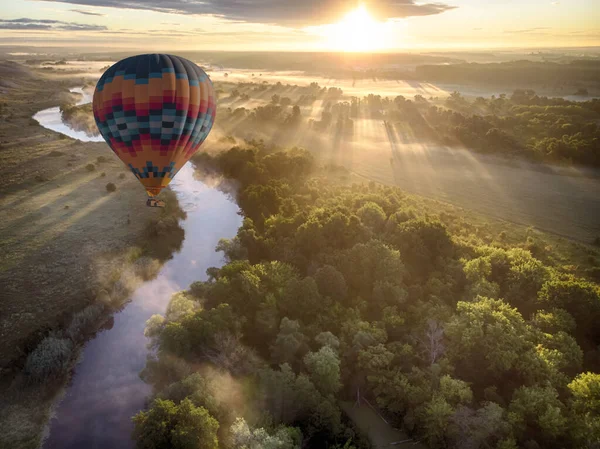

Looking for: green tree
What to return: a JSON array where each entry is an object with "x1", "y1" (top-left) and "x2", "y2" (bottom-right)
[
  {"x1": 356, "y1": 201, "x2": 387, "y2": 231},
  {"x1": 315, "y1": 331, "x2": 340, "y2": 351},
  {"x1": 446, "y1": 297, "x2": 540, "y2": 388},
  {"x1": 132, "y1": 398, "x2": 219, "y2": 449},
  {"x1": 304, "y1": 346, "x2": 342, "y2": 396},
  {"x1": 230, "y1": 417, "x2": 302, "y2": 449},
  {"x1": 507, "y1": 385, "x2": 568, "y2": 445},
  {"x1": 568, "y1": 372, "x2": 600, "y2": 446},
  {"x1": 538, "y1": 278, "x2": 600, "y2": 342},
  {"x1": 271, "y1": 318, "x2": 308, "y2": 365}
]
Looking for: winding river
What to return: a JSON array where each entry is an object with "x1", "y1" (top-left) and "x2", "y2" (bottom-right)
[{"x1": 35, "y1": 91, "x2": 242, "y2": 449}]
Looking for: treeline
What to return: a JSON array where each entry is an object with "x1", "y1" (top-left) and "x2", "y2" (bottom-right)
[
  {"x1": 415, "y1": 60, "x2": 600, "y2": 87},
  {"x1": 389, "y1": 90, "x2": 600, "y2": 166},
  {"x1": 217, "y1": 83, "x2": 600, "y2": 166},
  {"x1": 135, "y1": 144, "x2": 600, "y2": 449}
]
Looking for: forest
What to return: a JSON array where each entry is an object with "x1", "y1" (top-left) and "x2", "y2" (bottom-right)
[
  {"x1": 133, "y1": 143, "x2": 600, "y2": 449},
  {"x1": 215, "y1": 83, "x2": 600, "y2": 167}
]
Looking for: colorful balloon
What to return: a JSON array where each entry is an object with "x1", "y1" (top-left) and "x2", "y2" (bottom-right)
[{"x1": 93, "y1": 54, "x2": 216, "y2": 198}]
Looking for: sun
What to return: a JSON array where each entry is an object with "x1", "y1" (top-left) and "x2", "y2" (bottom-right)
[{"x1": 325, "y1": 5, "x2": 386, "y2": 52}]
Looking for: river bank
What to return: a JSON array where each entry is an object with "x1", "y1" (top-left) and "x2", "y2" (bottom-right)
[{"x1": 0, "y1": 63, "x2": 189, "y2": 449}]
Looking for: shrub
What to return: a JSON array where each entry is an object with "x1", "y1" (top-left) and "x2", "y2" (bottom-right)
[
  {"x1": 67, "y1": 162, "x2": 73, "y2": 167},
  {"x1": 24, "y1": 337, "x2": 73, "y2": 384},
  {"x1": 34, "y1": 174, "x2": 48, "y2": 182},
  {"x1": 66, "y1": 303, "x2": 106, "y2": 343},
  {"x1": 100, "y1": 172, "x2": 106, "y2": 177},
  {"x1": 86, "y1": 163, "x2": 95, "y2": 172},
  {"x1": 119, "y1": 173, "x2": 126, "y2": 179},
  {"x1": 106, "y1": 182, "x2": 117, "y2": 192},
  {"x1": 97, "y1": 156, "x2": 107, "y2": 163}
]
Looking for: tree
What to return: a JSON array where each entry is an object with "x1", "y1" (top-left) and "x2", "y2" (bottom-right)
[
  {"x1": 356, "y1": 201, "x2": 386, "y2": 231},
  {"x1": 422, "y1": 395, "x2": 454, "y2": 447},
  {"x1": 568, "y1": 372, "x2": 600, "y2": 446},
  {"x1": 304, "y1": 346, "x2": 342, "y2": 396},
  {"x1": 531, "y1": 308, "x2": 576, "y2": 335},
  {"x1": 446, "y1": 297, "x2": 540, "y2": 388},
  {"x1": 132, "y1": 398, "x2": 219, "y2": 449},
  {"x1": 450, "y1": 402, "x2": 511, "y2": 449},
  {"x1": 314, "y1": 265, "x2": 347, "y2": 301},
  {"x1": 507, "y1": 385, "x2": 568, "y2": 445},
  {"x1": 315, "y1": 331, "x2": 340, "y2": 351},
  {"x1": 230, "y1": 418, "x2": 302, "y2": 449},
  {"x1": 416, "y1": 319, "x2": 445, "y2": 366},
  {"x1": 538, "y1": 278, "x2": 600, "y2": 342},
  {"x1": 271, "y1": 318, "x2": 308, "y2": 365}
]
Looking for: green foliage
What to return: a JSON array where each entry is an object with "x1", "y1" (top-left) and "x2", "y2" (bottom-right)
[
  {"x1": 24, "y1": 336, "x2": 73, "y2": 384},
  {"x1": 356, "y1": 201, "x2": 386, "y2": 231},
  {"x1": 65, "y1": 303, "x2": 106, "y2": 343},
  {"x1": 132, "y1": 398, "x2": 219, "y2": 449},
  {"x1": 507, "y1": 385, "x2": 568, "y2": 444},
  {"x1": 137, "y1": 145, "x2": 599, "y2": 449},
  {"x1": 303, "y1": 346, "x2": 342, "y2": 396},
  {"x1": 538, "y1": 278, "x2": 600, "y2": 342},
  {"x1": 229, "y1": 417, "x2": 302, "y2": 449},
  {"x1": 271, "y1": 317, "x2": 308, "y2": 365}
]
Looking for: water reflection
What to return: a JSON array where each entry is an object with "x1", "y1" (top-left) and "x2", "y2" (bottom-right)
[{"x1": 32, "y1": 88, "x2": 104, "y2": 142}]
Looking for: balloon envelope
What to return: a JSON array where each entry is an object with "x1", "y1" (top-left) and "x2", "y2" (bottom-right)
[{"x1": 93, "y1": 54, "x2": 216, "y2": 197}]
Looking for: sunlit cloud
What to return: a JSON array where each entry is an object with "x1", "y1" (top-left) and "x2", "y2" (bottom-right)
[{"x1": 36, "y1": 0, "x2": 456, "y2": 26}]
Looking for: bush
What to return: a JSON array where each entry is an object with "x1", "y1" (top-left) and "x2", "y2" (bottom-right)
[
  {"x1": 24, "y1": 337, "x2": 73, "y2": 384},
  {"x1": 97, "y1": 156, "x2": 107, "y2": 163},
  {"x1": 106, "y1": 182, "x2": 117, "y2": 192},
  {"x1": 100, "y1": 172, "x2": 106, "y2": 177},
  {"x1": 66, "y1": 303, "x2": 106, "y2": 343},
  {"x1": 86, "y1": 163, "x2": 95, "y2": 172},
  {"x1": 119, "y1": 173, "x2": 126, "y2": 179}
]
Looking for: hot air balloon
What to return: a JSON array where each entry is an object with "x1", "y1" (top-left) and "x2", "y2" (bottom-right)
[{"x1": 93, "y1": 54, "x2": 216, "y2": 206}]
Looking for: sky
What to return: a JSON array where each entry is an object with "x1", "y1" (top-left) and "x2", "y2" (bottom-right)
[{"x1": 0, "y1": 0, "x2": 598, "y2": 51}]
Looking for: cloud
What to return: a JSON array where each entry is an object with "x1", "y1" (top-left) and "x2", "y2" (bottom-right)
[
  {"x1": 70, "y1": 8, "x2": 106, "y2": 16},
  {"x1": 0, "y1": 18, "x2": 106, "y2": 31},
  {"x1": 505, "y1": 27, "x2": 551, "y2": 34},
  {"x1": 36, "y1": 0, "x2": 456, "y2": 25}
]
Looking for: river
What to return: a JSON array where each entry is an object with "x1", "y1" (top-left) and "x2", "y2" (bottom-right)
[{"x1": 34, "y1": 91, "x2": 242, "y2": 449}]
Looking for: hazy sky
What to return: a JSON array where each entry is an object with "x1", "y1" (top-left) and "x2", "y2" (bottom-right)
[{"x1": 0, "y1": 0, "x2": 598, "y2": 51}]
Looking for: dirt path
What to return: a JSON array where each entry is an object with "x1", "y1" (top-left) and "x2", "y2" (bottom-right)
[{"x1": 341, "y1": 401, "x2": 426, "y2": 449}]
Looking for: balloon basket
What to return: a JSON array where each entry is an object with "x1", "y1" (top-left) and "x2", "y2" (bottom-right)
[{"x1": 146, "y1": 198, "x2": 166, "y2": 208}]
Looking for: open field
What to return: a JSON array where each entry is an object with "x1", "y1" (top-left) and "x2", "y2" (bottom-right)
[
  {"x1": 0, "y1": 61, "x2": 159, "y2": 367},
  {"x1": 331, "y1": 131, "x2": 600, "y2": 244}
]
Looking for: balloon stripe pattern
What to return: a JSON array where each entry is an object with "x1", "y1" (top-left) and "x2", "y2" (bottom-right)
[{"x1": 93, "y1": 54, "x2": 216, "y2": 197}]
